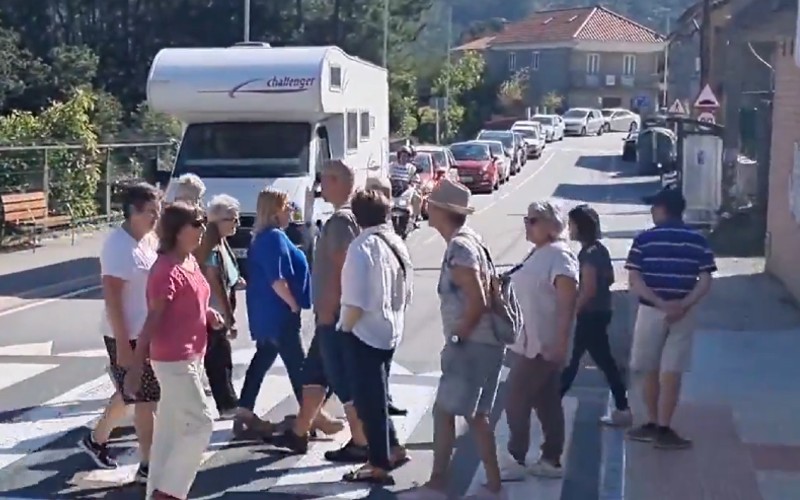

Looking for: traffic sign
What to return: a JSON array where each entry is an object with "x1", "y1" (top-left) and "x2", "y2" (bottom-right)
[
  {"x1": 698, "y1": 111, "x2": 716, "y2": 124},
  {"x1": 694, "y1": 84, "x2": 720, "y2": 109},
  {"x1": 668, "y1": 99, "x2": 687, "y2": 114},
  {"x1": 634, "y1": 95, "x2": 650, "y2": 108}
]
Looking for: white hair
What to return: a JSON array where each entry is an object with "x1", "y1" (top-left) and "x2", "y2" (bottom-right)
[
  {"x1": 528, "y1": 200, "x2": 566, "y2": 237},
  {"x1": 167, "y1": 173, "x2": 206, "y2": 204},
  {"x1": 207, "y1": 194, "x2": 241, "y2": 222}
]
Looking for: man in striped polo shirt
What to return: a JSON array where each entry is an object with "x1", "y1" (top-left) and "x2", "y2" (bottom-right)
[{"x1": 624, "y1": 188, "x2": 716, "y2": 449}]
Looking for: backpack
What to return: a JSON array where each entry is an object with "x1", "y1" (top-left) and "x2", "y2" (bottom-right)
[{"x1": 456, "y1": 233, "x2": 524, "y2": 346}]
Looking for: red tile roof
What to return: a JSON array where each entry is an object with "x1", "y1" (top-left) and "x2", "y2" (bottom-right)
[
  {"x1": 452, "y1": 35, "x2": 496, "y2": 52},
  {"x1": 491, "y1": 6, "x2": 664, "y2": 46}
]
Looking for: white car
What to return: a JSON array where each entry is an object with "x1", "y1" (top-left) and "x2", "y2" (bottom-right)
[
  {"x1": 601, "y1": 108, "x2": 641, "y2": 132},
  {"x1": 528, "y1": 115, "x2": 565, "y2": 142},
  {"x1": 511, "y1": 126, "x2": 544, "y2": 158},
  {"x1": 562, "y1": 108, "x2": 605, "y2": 136}
]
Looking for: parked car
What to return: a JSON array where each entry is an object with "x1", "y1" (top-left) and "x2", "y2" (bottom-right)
[
  {"x1": 562, "y1": 108, "x2": 605, "y2": 136},
  {"x1": 602, "y1": 108, "x2": 641, "y2": 132},
  {"x1": 470, "y1": 139, "x2": 511, "y2": 184},
  {"x1": 525, "y1": 115, "x2": 564, "y2": 142},
  {"x1": 415, "y1": 145, "x2": 459, "y2": 182},
  {"x1": 621, "y1": 130, "x2": 638, "y2": 161},
  {"x1": 476, "y1": 129, "x2": 523, "y2": 174},
  {"x1": 511, "y1": 126, "x2": 544, "y2": 159},
  {"x1": 448, "y1": 141, "x2": 500, "y2": 193}
]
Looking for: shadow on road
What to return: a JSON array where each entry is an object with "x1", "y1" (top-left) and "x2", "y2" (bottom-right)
[
  {"x1": 553, "y1": 179, "x2": 661, "y2": 204},
  {"x1": 0, "y1": 257, "x2": 99, "y2": 299}
]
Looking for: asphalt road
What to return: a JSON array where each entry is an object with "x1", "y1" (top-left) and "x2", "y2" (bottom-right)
[{"x1": 0, "y1": 133, "x2": 657, "y2": 499}]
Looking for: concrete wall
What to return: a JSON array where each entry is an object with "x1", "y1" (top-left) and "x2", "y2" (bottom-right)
[
  {"x1": 486, "y1": 47, "x2": 572, "y2": 108},
  {"x1": 765, "y1": 44, "x2": 800, "y2": 303}
]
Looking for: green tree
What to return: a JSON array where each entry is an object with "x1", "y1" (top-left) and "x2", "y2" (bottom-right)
[
  {"x1": 431, "y1": 51, "x2": 486, "y2": 140},
  {"x1": 498, "y1": 68, "x2": 529, "y2": 116},
  {"x1": 541, "y1": 91, "x2": 564, "y2": 113}
]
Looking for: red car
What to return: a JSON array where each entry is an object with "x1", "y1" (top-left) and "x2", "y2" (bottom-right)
[{"x1": 448, "y1": 142, "x2": 499, "y2": 193}]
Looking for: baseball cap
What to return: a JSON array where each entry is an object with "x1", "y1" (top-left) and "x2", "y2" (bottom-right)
[{"x1": 642, "y1": 187, "x2": 686, "y2": 214}]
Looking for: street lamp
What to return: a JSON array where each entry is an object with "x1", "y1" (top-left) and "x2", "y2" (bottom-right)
[{"x1": 382, "y1": 0, "x2": 389, "y2": 67}]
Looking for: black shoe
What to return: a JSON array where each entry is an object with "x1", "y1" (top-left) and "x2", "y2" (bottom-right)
[
  {"x1": 626, "y1": 422, "x2": 659, "y2": 443},
  {"x1": 134, "y1": 463, "x2": 149, "y2": 484},
  {"x1": 269, "y1": 428, "x2": 309, "y2": 454},
  {"x1": 78, "y1": 433, "x2": 118, "y2": 469},
  {"x1": 324, "y1": 440, "x2": 369, "y2": 463},
  {"x1": 654, "y1": 427, "x2": 692, "y2": 450},
  {"x1": 388, "y1": 402, "x2": 407, "y2": 417}
]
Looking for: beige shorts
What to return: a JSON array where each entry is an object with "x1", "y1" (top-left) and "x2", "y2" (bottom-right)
[{"x1": 630, "y1": 304, "x2": 696, "y2": 373}]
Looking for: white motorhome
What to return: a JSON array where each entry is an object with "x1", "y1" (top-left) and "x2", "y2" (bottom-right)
[{"x1": 147, "y1": 43, "x2": 389, "y2": 263}]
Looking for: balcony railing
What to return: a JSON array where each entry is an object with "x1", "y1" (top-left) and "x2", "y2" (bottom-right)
[{"x1": 570, "y1": 71, "x2": 662, "y2": 89}]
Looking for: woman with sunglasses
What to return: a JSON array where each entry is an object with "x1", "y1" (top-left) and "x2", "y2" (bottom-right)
[
  {"x1": 195, "y1": 194, "x2": 245, "y2": 419},
  {"x1": 125, "y1": 202, "x2": 225, "y2": 500}
]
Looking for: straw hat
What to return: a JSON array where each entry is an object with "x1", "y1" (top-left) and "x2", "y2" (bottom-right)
[{"x1": 427, "y1": 178, "x2": 475, "y2": 215}]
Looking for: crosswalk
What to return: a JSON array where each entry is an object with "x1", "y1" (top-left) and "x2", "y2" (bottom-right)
[{"x1": 0, "y1": 346, "x2": 585, "y2": 499}]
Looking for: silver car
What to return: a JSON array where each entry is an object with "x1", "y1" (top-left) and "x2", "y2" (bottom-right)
[
  {"x1": 601, "y1": 108, "x2": 641, "y2": 132},
  {"x1": 562, "y1": 108, "x2": 605, "y2": 136}
]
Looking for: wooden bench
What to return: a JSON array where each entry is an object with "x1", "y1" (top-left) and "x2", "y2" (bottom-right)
[{"x1": 0, "y1": 192, "x2": 73, "y2": 245}]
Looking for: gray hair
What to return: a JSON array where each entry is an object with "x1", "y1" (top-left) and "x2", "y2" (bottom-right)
[
  {"x1": 527, "y1": 200, "x2": 566, "y2": 237},
  {"x1": 168, "y1": 173, "x2": 206, "y2": 204},
  {"x1": 324, "y1": 159, "x2": 355, "y2": 188},
  {"x1": 207, "y1": 194, "x2": 240, "y2": 222}
]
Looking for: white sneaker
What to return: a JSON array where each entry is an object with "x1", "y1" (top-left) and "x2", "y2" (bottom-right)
[
  {"x1": 463, "y1": 485, "x2": 508, "y2": 500},
  {"x1": 527, "y1": 459, "x2": 564, "y2": 478},
  {"x1": 600, "y1": 409, "x2": 633, "y2": 427},
  {"x1": 498, "y1": 454, "x2": 527, "y2": 482}
]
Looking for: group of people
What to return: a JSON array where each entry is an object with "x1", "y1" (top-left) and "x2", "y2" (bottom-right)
[{"x1": 77, "y1": 156, "x2": 715, "y2": 499}]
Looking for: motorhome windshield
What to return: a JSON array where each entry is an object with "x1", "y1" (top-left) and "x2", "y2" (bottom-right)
[{"x1": 173, "y1": 122, "x2": 311, "y2": 178}]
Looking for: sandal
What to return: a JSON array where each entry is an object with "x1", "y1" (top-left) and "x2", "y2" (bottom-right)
[
  {"x1": 324, "y1": 440, "x2": 369, "y2": 463},
  {"x1": 342, "y1": 464, "x2": 395, "y2": 485}
]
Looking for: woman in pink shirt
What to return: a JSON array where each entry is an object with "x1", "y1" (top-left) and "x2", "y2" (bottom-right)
[{"x1": 125, "y1": 202, "x2": 224, "y2": 500}]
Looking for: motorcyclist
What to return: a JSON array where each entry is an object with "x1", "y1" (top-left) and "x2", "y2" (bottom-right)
[{"x1": 389, "y1": 145, "x2": 422, "y2": 223}]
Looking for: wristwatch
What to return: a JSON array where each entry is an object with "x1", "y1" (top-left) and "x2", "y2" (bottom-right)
[{"x1": 450, "y1": 334, "x2": 461, "y2": 345}]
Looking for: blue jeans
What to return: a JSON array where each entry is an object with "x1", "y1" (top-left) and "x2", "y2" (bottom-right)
[
  {"x1": 239, "y1": 313, "x2": 305, "y2": 410},
  {"x1": 342, "y1": 332, "x2": 398, "y2": 469}
]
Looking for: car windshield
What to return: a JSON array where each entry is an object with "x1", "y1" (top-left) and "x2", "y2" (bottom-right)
[
  {"x1": 450, "y1": 143, "x2": 490, "y2": 161},
  {"x1": 477, "y1": 132, "x2": 512, "y2": 149},
  {"x1": 419, "y1": 149, "x2": 447, "y2": 167},
  {"x1": 532, "y1": 117, "x2": 553, "y2": 125},
  {"x1": 602, "y1": 110, "x2": 615, "y2": 117},
  {"x1": 412, "y1": 154, "x2": 432, "y2": 173},
  {"x1": 563, "y1": 109, "x2": 588, "y2": 119},
  {"x1": 483, "y1": 142, "x2": 504, "y2": 156},
  {"x1": 174, "y1": 122, "x2": 309, "y2": 178},
  {"x1": 512, "y1": 128, "x2": 537, "y2": 139}
]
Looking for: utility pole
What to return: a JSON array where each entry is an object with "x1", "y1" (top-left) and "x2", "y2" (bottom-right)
[
  {"x1": 382, "y1": 0, "x2": 389, "y2": 67},
  {"x1": 244, "y1": 0, "x2": 251, "y2": 42},
  {"x1": 444, "y1": 4, "x2": 452, "y2": 139},
  {"x1": 663, "y1": 16, "x2": 670, "y2": 108},
  {"x1": 699, "y1": 0, "x2": 711, "y2": 87}
]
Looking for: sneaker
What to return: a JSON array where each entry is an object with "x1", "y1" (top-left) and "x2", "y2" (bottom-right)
[
  {"x1": 77, "y1": 433, "x2": 117, "y2": 469},
  {"x1": 324, "y1": 440, "x2": 369, "y2": 463},
  {"x1": 626, "y1": 422, "x2": 659, "y2": 442},
  {"x1": 269, "y1": 428, "x2": 309, "y2": 454},
  {"x1": 654, "y1": 427, "x2": 692, "y2": 450},
  {"x1": 134, "y1": 463, "x2": 149, "y2": 484},
  {"x1": 600, "y1": 409, "x2": 633, "y2": 427},
  {"x1": 498, "y1": 454, "x2": 527, "y2": 482},
  {"x1": 527, "y1": 458, "x2": 563, "y2": 478},
  {"x1": 464, "y1": 485, "x2": 509, "y2": 499},
  {"x1": 388, "y1": 402, "x2": 408, "y2": 417}
]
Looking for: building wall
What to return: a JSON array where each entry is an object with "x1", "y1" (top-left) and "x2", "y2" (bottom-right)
[
  {"x1": 486, "y1": 47, "x2": 572, "y2": 108},
  {"x1": 766, "y1": 44, "x2": 800, "y2": 303}
]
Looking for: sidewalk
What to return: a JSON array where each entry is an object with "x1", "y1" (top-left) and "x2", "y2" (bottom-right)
[{"x1": 598, "y1": 198, "x2": 800, "y2": 499}]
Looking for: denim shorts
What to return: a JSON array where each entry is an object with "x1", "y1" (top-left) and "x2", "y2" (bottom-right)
[
  {"x1": 434, "y1": 341, "x2": 505, "y2": 417},
  {"x1": 316, "y1": 324, "x2": 352, "y2": 404}
]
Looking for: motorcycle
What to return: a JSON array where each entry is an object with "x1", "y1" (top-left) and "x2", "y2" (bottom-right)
[{"x1": 390, "y1": 179, "x2": 415, "y2": 239}]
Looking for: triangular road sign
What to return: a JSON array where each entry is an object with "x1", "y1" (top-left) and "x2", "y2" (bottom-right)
[
  {"x1": 694, "y1": 84, "x2": 720, "y2": 109},
  {"x1": 668, "y1": 99, "x2": 687, "y2": 114}
]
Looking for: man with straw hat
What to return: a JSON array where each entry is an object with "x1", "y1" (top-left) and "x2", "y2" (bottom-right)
[{"x1": 404, "y1": 178, "x2": 507, "y2": 499}]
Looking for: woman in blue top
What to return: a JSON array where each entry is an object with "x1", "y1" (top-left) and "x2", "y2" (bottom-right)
[{"x1": 234, "y1": 188, "x2": 312, "y2": 438}]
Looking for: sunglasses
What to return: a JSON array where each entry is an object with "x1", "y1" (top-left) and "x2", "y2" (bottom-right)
[
  {"x1": 523, "y1": 216, "x2": 539, "y2": 226},
  {"x1": 190, "y1": 218, "x2": 206, "y2": 228}
]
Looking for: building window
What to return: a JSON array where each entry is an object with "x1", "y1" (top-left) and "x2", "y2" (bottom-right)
[
  {"x1": 346, "y1": 111, "x2": 358, "y2": 150},
  {"x1": 508, "y1": 52, "x2": 516, "y2": 72},
  {"x1": 330, "y1": 65, "x2": 342, "y2": 90},
  {"x1": 623, "y1": 54, "x2": 636, "y2": 76},
  {"x1": 531, "y1": 51, "x2": 540, "y2": 71},
  {"x1": 359, "y1": 112, "x2": 370, "y2": 140},
  {"x1": 586, "y1": 53, "x2": 600, "y2": 74}
]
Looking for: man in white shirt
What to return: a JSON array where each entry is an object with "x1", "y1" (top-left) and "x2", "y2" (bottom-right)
[
  {"x1": 389, "y1": 146, "x2": 422, "y2": 223},
  {"x1": 337, "y1": 189, "x2": 414, "y2": 484}
]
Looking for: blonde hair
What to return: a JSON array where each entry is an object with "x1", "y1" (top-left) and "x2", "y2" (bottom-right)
[{"x1": 253, "y1": 188, "x2": 289, "y2": 235}]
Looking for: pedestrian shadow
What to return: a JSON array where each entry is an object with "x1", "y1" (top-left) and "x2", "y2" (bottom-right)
[{"x1": 0, "y1": 257, "x2": 99, "y2": 299}]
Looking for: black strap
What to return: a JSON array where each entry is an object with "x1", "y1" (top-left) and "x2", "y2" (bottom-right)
[
  {"x1": 372, "y1": 231, "x2": 407, "y2": 277},
  {"x1": 505, "y1": 248, "x2": 535, "y2": 277}
]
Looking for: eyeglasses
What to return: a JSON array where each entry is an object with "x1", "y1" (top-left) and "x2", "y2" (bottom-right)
[
  {"x1": 523, "y1": 216, "x2": 539, "y2": 226},
  {"x1": 190, "y1": 219, "x2": 206, "y2": 228}
]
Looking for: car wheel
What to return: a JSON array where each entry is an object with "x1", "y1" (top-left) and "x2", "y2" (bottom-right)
[
  {"x1": 580, "y1": 127, "x2": 587, "y2": 136},
  {"x1": 597, "y1": 126, "x2": 604, "y2": 136},
  {"x1": 604, "y1": 123, "x2": 611, "y2": 133}
]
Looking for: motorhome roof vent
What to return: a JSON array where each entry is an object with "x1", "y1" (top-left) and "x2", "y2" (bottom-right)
[{"x1": 231, "y1": 41, "x2": 271, "y2": 48}]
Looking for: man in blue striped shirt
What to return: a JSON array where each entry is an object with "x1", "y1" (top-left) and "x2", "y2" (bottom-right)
[{"x1": 624, "y1": 188, "x2": 716, "y2": 450}]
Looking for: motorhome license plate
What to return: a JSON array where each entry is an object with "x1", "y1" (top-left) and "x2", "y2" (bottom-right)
[
  {"x1": 460, "y1": 176, "x2": 473, "y2": 182},
  {"x1": 232, "y1": 248, "x2": 247, "y2": 258}
]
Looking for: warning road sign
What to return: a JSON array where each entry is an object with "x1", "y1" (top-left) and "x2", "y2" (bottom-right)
[
  {"x1": 694, "y1": 84, "x2": 720, "y2": 109},
  {"x1": 668, "y1": 99, "x2": 687, "y2": 114},
  {"x1": 698, "y1": 111, "x2": 716, "y2": 124}
]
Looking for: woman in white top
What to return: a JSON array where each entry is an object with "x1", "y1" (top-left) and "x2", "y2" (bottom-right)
[
  {"x1": 338, "y1": 189, "x2": 413, "y2": 485},
  {"x1": 78, "y1": 183, "x2": 161, "y2": 484}
]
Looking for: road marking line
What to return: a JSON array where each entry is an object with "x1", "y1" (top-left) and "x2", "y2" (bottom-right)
[
  {"x1": 56, "y1": 348, "x2": 109, "y2": 358},
  {"x1": 0, "y1": 285, "x2": 101, "y2": 319},
  {"x1": 0, "y1": 342, "x2": 53, "y2": 357},
  {"x1": 465, "y1": 396, "x2": 578, "y2": 498},
  {"x1": 268, "y1": 382, "x2": 437, "y2": 498},
  {"x1": 0, "y1": 363, "x2": 59, "y2": 392}
]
